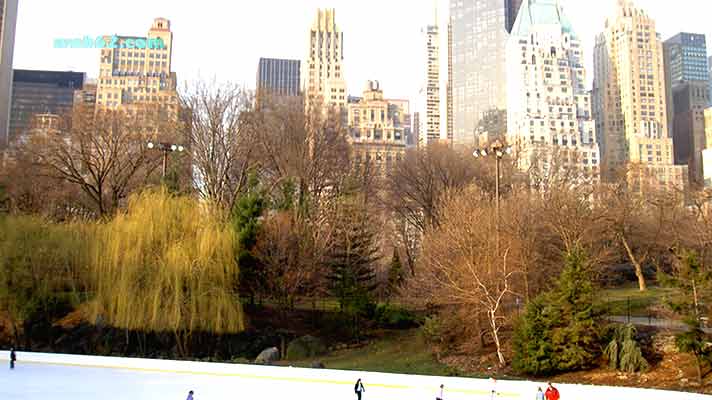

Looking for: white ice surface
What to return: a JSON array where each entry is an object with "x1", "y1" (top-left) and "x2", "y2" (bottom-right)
[{"x1": 0, "y1": 351, "x2": 709, "y2": 400}]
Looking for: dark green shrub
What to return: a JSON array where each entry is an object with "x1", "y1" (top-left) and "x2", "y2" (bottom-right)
[
  {"x1": 604, "y1": 324, "x2": 648, "y2": 373},
  {"x1": 373, "y1": 303, "x2": 419, "y2": 329}
]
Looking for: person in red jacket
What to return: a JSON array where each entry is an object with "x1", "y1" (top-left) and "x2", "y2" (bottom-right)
[{"x1": 545, "y1": 383, "x2": 560, "y2": 400}]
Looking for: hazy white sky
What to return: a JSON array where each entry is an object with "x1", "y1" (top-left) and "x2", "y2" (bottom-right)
[{"x1": 13, "y1": 0, "x2": 712, "y2": 105}]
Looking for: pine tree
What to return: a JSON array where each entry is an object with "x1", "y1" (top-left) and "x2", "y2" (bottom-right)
[
  {"x1": 512, "y1": 247, "x2": 599, "y2": 375},
  {"x1": 659, "y1": 250, "x2": 712, "y2": 382},
  {"x1": 326, "y1": 202, "x2": 379, "y2": 314},
  {"x1": 512, "y1": 298, "x2": 556, "y2": 375},
  {"x1": 232, "y1": 175, "x2": 265, "y2": 306},
  {"x1": 550, "y1": 248, "x2": 599, "y2": 372},
  {"x1": 387, "y1": 249, "x2": 405, "y2": 298}
]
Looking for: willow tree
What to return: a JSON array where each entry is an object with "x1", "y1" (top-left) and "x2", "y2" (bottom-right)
[
  {"x1": 0, "y1": 215, "x2": 90, "y2": 345},
  {"x1": 89, "y1": 189, "x2": 244, "y2": 355}
]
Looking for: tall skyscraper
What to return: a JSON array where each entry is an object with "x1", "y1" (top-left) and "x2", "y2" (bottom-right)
[
  {"x1": 449, "y1": 0, "x2": 522, "y2": 147},
  {"x1": 9, "y1": 70, "x2": 85, "y2": 142},
  {"x1": 593, "y1": 0, "x2": 687, "y2": 191},
  {"x1": 0, "y1": 0, "x2": 18, "y2": 147},
  {"x1": 708, "y1": 55, "x2": 712, "y2": 107},
  {"x1": 256, "y1": 58, "x2": 301, "y2": 101},
  {"x1": 663, "y1": 33, "x2": 710, "y2": 184},
  {"x1": 96, "y1": 18, "x2": 178, "y2": 113},
  {"x1": 347, "y1": 81, "x2": 408, "y2": 173},
  {"x1": 419, "y1": 12, "x2": 441, "y2": 147},
  {"x1": 446, "y1": 19, "x2": 453, "y2": 145},
  {"x1": 302, "y1": 9, "x2": 347, "y2": 110},
  {"x1": 506, "y1": 0, "x2": 600, "y2": 182},
  {"x1": 703, "y1": 107, "x2": 712, "y2": 187}
]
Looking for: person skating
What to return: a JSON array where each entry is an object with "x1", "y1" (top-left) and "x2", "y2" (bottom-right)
[
  {"x1": 9, "y1": 347, "x2": 16, "y2": 370},
  {"x1": 545, "y1": 383, "x2": 560, "y2": 400},
  {"x1": 489, "y1": 377, "x2": 498, "y2": 399},
  {"x1": 185, "y1": 390, "x2": 194, "y2": 400},
  {"x1": 536, "y1": 387, "x2": 545, "y2": 400},
  {"x1": 436, "y1": 384, "x2": 445, "y2": 400},
  {"x1": 354, "y1": 378, "x2": 365, "y2": 400}
]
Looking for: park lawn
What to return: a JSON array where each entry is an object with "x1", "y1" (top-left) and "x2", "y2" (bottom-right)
[
  {"x1": 284, "y1": 330, "x2": 460, "y2": 377},
  {"x1": 597, "y1": 286, "x2": 681, "y2": 317}
]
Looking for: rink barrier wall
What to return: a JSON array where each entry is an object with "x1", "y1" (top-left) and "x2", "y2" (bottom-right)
[{"x1": 0, "y1": 351, "x2": 709, "y2": 399}]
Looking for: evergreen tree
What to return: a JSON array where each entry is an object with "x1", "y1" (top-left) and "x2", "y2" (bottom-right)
[
  {"x1": 512, "y1": 247, "x2": 599, "y2": 375},
  {"x1": 232, "y1": 175, "x2": 265, "y2": 305},
  {"x1": 325, "y1": 201, "x2": 379, "y2": 314},
  {"x1": 659, "y1": 250, "x2": 712, "y2": 382},
  {"x1": 512, "y1": 298, "x2": 556, "y2": 375},
  {"x1": 550, "y1": 248, "x2": 599, "y2": 371},
  {"x1": 387, "y1": 249, "x2": 405, "y2": 298},
  {"x1": 604, "y1": 324, "x2": 649, "y2": 373}
]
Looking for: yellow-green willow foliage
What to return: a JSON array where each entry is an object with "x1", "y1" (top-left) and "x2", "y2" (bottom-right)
[
  {"x1": 89, "y1": 189, "x2": 244, "y2": 335},
  {"x1": 0, "y1": 215, "x2": 92, "y2": 337}
]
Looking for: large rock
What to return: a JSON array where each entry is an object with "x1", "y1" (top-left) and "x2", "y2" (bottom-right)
[
  {"x1": 286, "y1": 335, "x2": 327, "y2": 361},
  {"x1": 310, "y1": 361, "x2": 325, "y2": 369},
  {"x1": 254, "y1": 347, "x2": 280, "y2": 365}
]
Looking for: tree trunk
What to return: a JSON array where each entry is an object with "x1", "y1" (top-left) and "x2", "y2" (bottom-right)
[
  {"x1": 488, "y1": 310, "x2": 505, "y2": 366},
  {"x1": 621, "y1": 235, "x2": 647, "y2": 291}
]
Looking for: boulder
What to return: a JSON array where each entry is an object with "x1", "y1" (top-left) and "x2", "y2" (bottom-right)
[
  {"x1": 286, "y1": 335, "x2": 328, "y2": 360},
  {"x1": 310, "y1": 361, "x2": 326, "y2": 369},
  {"x1": 254, "y1": 347, "x2": 280, "y2": 365}
]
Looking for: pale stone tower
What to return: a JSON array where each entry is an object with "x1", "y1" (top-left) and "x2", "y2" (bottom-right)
[
  {"x1": 302, "y1": 9, "x2": 347, "y2": 110},
  {"x1": 593, "y1": 0, "x2": 688, "y2": 190}
]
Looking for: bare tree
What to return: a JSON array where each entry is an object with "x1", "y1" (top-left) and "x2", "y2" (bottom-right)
[
  {"x1": 416, "y1": 187, "x2": 520, "y2": 366},
  {"x1": 29, "y1": 108, "x2": 170, "y2": 216},
  {"x1": 253, "y1": 98, "x2": 352, "y2": 216},
  {"x1": 254, "y1": 210, "x2": 332, "y2": 310},
  {"x1": 180, "y1": 81, "x2": 256, "y2": 210}
]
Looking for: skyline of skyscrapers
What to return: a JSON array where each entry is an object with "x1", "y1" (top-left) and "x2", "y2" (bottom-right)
[
  {"x1": 0, "y1": 0, "x2": 18, "y2": 147},
  {"x1": 4, "y1": 1, "x2": 712, "y2": 193}
]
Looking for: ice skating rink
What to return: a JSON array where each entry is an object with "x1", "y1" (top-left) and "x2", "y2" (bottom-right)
[{"x1": 0, "y1": 351, "x2": 709, "y2": 400}]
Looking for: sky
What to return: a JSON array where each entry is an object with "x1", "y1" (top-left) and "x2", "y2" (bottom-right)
[{"x1": 12, "y1": 0, "x2": 712, "y2": 106}]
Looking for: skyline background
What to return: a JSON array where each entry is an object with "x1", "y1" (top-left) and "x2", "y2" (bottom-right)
[{"x1": 12, "y1": 0, "x2": 712, "y2": 105}]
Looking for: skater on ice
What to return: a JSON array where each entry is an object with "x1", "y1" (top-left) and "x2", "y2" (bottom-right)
[
  {"x1": 490, "y1": 377, "x2": 498, "y2": 399},
  {"x1": 436, "y1": 383, "x2": 445, "y2": 400},
  {"x1": 545, "y1": 383, "x2": 560, "y2": 400},
  {"x1": 536, "y1": 387, "x2": 545, "y2": 400},
  {"x1": 186, "y1": 390, "x2": 194, "y2": 400},
  {"x1": 9, "y1": 347, "x2": 16, "y2": 369},
  {"x1": 354, "y1": 378, "x2": 365, "y2": 400}
]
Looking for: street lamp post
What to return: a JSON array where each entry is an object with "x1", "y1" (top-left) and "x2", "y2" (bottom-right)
[
  {"x1": 147, "y1": 141, "x2": 185, "y2": 180},
  {"x1": 473, "y1": 140, "x2": 512, "y2": 253}
]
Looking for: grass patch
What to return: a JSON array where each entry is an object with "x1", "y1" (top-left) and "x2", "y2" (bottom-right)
[
  {"x1": 597, "y1": 286, "x2": 680, "y2": 317},
  {"x1": 282, "y1": 330, "x2": 462, "y2": 377}
]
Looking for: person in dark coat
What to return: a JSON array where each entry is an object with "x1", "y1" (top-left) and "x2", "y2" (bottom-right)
[
  {"x1": 354, "y1": 378, "x2": 365, "y2": 400},
  {"x1": 10, "y1": 347, "x2": 16, "y2": 369},
  {"x1": 186, "y1": 390, "x2": 194, "y2": 400}
]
